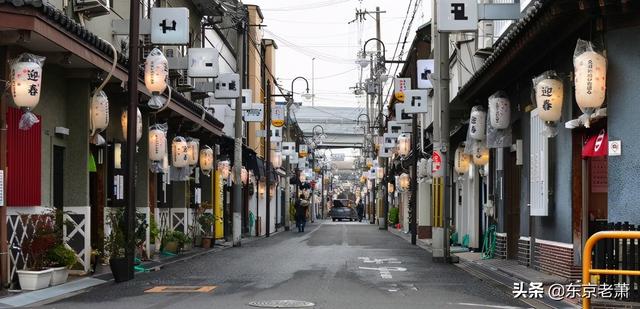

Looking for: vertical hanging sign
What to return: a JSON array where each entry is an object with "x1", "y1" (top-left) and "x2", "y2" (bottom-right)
[
  {"x1": 272, "y1": 102, "x2": 285, "y2": 127},
  {"x1": 432, "y1": 150, "x2": 443, "y2": 177}
]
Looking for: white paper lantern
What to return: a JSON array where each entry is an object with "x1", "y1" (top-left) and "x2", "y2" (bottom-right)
[
  {"x1": 241, "y1": 167, "x2": 248, "y2": 185},
  {"x1": 271, "y1": 150, "x2": 282, "y2": 169},
  {"x1": 488, "y1": 91, "x2": 510, "y2": 129},
  {"x1": 144, "y1": 48, "x2": 168, "y2": 95},
  {"x1": 534, "y1": 72, "x2": 564, "y2": 122},
  {"x1": 171, "y1": 136, "x2": 189, "y2": 168},
  {"x1": 367, "y1": 179, "x2": 372, "y2": 190},
  {"x1": 376, "y1": 167, "x2": 384, "y2": 179},
  {"x1": 148, "y1": 127, "x2": 167, "y2": 161},
  {"x1": 397, "y1": 133, "x2": 411, "y2": 156},
  {"x1": 469, "y1": 106, "x2": 487, "y2": 140},
  {"x1": 187, "y1": 139, "x2": 199, "y2": 166},
  {"x1": 399, "y1": 173, "x2": 410, "y2": 191},
  {"x1": 472, "y1": 143, "x2": 490, "y2": 166},
  {"x1": 258, "y1": 181, "x2": 266, "y2": 197},
  {"x1": 454, "y1": 146, "x2": 471, "y2": 174},
  {"x1": 574, "y1": 51, "x2": 606, "y2": 110},
  {"x1": 388, "y1": 182, "x2": 394, "y2": 193},
  {"x1": 199, "y1": 147, "x2": 214, "y2": 175},
  {"x1": 90, "y1": 91, "x2": 109, "y2": 134},
  {"x1": 121, "y1": 108, "x2": 142, "y2": 142},
  {"x1": 11, "y1": 57, "x2": 43, "y2": 109},
  {"x1": 217, "y1": 160, "x2": 231, "y2": 179},
  {"x1": 299, "y1": 172, "x2": 307, "y2": 182}
]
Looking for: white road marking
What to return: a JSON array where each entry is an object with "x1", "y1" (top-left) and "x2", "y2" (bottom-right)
[
  {"x1": 358, "y1": 266, "x2": 407, "y2": 279},
  {"x1": 450, "y1": 303, "x2": 526, "y2": 309},
  {"x1": 358, "y1": 257, "x2": 402, "y2": 264}
]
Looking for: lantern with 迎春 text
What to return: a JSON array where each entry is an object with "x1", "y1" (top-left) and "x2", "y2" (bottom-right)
[{"x1": 172, "y1": 136, "x2": 189, "y2": 168}]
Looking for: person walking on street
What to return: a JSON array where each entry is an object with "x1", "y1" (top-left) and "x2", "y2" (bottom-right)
[
  {"x1": 356, "y1": 199, "x2": 364, "y2": 222},
  {"x1": 295, "y1": 194, "x2": 310, "y2": 232}
]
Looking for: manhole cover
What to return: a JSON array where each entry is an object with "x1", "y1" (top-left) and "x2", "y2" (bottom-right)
[{"x1": 247, "y1": 300, "x2": 315, "y2": 308}]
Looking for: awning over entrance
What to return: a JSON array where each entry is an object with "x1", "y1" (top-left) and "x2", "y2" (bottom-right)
[{"x1": 582, "y1": 128, "x2": 608, "y2": 158}]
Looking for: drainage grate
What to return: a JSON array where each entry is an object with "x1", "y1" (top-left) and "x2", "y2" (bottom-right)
[
  {"x1": 247, "y1": 300, "x2": 315, "y2": 308},
  {"x1": 144, "y1": 286, "x2": 217, "y2": 293}
]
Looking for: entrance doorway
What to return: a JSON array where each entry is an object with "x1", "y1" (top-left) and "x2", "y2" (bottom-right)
[
  {"x1": 505, "y1": 149, "x2": 521, "y2": 259},
  {"x1": 53, "y1": 146, "x2": 64, "y2": 209}
]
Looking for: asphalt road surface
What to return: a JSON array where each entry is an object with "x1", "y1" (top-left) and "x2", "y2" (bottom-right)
[{"x1": 45, "y1": 221, "x2": 528, "y2": 309}]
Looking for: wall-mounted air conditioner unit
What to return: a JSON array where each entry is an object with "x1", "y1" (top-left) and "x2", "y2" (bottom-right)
[{"x1": 74, "y1": 0, "x2": 110, "y2": 19}]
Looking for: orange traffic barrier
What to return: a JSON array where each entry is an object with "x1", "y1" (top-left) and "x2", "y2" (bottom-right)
[{"x1": 582, "y1": 231, "x2": 640, "y2": 308}]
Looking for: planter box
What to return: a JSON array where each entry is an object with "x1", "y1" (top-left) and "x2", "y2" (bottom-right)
[
  {"x1": 17, "y1": 268, "x2": 53, "y2": 291},
  {"x1": 109, "y1": 257, "x2": 132, "y2": 283},
  {"x1": 163, "y1": 241, "x2": 179, "y2": 254},
  {"x1": 49, "y1": 267, "x2": 68, "y2": 286},
  {"x1": 201, "y1": 237, "x2": 212, "y2": 249}
]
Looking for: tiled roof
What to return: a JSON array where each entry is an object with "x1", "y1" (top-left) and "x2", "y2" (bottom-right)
[
  {"x1": 1, "y1": 0, "x2": 225, "y2": 130},
  {"x1": 452, "y1": 0, "x2": 548, "y2": 105}
]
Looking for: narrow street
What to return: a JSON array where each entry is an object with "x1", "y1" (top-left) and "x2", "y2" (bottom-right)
[{"x1": 45, "y1": 222, "x2": 526, "y2": 309}]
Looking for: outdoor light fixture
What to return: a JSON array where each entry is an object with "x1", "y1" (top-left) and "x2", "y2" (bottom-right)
[
  {"x1": 11, "y1": 53, "x2": 45, "y2": 130},
  {"x1": 121, "y1": 107, "x2": 142, "y2": 142},
  {"x1": 376, "y1": 167, "x2": 384, "y2": 179},
  {"x1": 299, "y1": 145, "x2": 308, "y2": 158},
  {"x1": 454, "y1": 146, "x2": 471, "y2": 174},
  {"x1": 241, "y1": 167, "x2": 248, "y2": 185},
  {"x1": 144, "y1": 48, "x2": 169, "y2": 109},
  {"x1": 399, "y1": 173, "x2": 410, "y2": 191},
  {"x1": 574, "y1": 40, "x2": 607, "y2": 111},
  {"x1": 367, "y1": 179, "x2": 372, "y2": 190},
  {"x1": 360, "y1": 175, "x2": 366, "y2": 184},
  {"x1": 199, "y1": 146, "x2": 214, "y2": 176},
  {"x1": 469, "y1": 106, "x2": 487, "y2": 140},
  {"x1": 217, "y1": 160, "x2": 231, "y2": 179},
  {"x1": 186, "y1": 138, "x2": 199, "y2": 166},
  {"x1": 356, "y1": 50, "x2": 369, "y2": 68},
  {"x1": 258, "y1": 181, "x2": 266, "y2": 197},
  {"x1": 90, "y1": 91, "x2": 109, "y2": 136},
  {"x1": 148, "y1": 125, "x2": 167, "y2": 162},
  {"x1": 366, "y1": 157, "x2": 374, "y2": 169},
  {"x1": 301, "y1": 91, "x2": 313, "y2": 101},
  {"x1": 472, "y1": 143, "x2": 490, "y2": 166},
  {"x1": 114, "y1": 143, "x2": 122, "y2": 169},
  {"x1": 271, "y1": 150, "x2": 283, "y2": 169},
  {"x1": 488, "y1": 91, "x2": 511, "y2": 129},
  {"x1": 388, "y1": 182, "x2": 395, "y2": 193},
  {"x1": 397, "y1": 134, "x2": 411, "y2": 157},
  {"x1": 171, "y1": 136, "x2": 189, "y2": 168},
  {"x1": 299, "y1": 172, "x2": 307, "y2": 183},
  {"x1": 534, "y1": 71, "x2": 564, "y2": 122}
]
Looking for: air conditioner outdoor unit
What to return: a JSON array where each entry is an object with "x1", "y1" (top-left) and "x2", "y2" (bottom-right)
[
  {"x1": 477, "y1": 21, "x2": 494, "y2": 51},
  {"x1": 176, "y1": 70, "x2": 195, "y2": 92},
  {"x1": 74, "y1": 0, "x2": 110, "y2": 19}
]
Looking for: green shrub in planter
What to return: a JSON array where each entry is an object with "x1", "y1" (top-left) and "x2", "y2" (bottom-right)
[{"x1": 388, "y1": 207, "x2": 399, "y2": 225}]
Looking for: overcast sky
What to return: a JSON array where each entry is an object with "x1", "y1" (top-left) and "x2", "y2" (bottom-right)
[{"x1": 243, "y1": 0, "x2": 432, "y2": 111}]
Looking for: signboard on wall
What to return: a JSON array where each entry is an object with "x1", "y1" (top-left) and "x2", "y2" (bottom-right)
[
  {"x1": 151, "y1": 8, "x2": 190, "y2": 45},
  {"x1": 417, "y1": 59, "x2": 435, "y2": 89},
  {"x1": 436, "y1": 0, "x2": 478, "y2": 32}
]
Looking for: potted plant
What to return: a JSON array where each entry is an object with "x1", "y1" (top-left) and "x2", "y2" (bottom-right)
[
  {"x1": 46, "y1": 244, "x2": 76, "y2": 285},
  {"x1": 177, "y1": 231, "x2": 193, "y2": 252},
  {"x1": 161, "y1": 230, "x2": 181, "y2": 254},
  {"x1": 105, "y1": 209, "x2": 130, "y2": 283},
  {"x1": 149, "y1": 217, "x2": 159, "y2": 254},
  {"x1": 198, "y1": 213, "x2": 215, "y2": 248},
  {"x1": 17, "y1": 217, "x2": 56, "y2": 290}
]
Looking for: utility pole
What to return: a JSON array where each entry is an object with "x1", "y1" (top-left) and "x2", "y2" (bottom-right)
[
  {"x1": 123, "y1": 0, "x2": 140, "y2": 282},
  {"x1": 410, "y1": 114, "x2": 418, "y2": 245},
  {"x1": 432, "y1": 2, "x2": 451, "y2": 262},
  {"x1": 265, "y1": 80, "x2": 272, "y2": 237},
  {"x1": 284, "y1": 104, "x2": 291, "y2": 231},
  {"x1": 232, "y1": 7, "x2": 246, "y2": 247}
]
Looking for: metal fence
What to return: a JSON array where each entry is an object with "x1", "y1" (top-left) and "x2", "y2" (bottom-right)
[{"x1": 592, "y1": 221, "x2": 640, "y2": 301}]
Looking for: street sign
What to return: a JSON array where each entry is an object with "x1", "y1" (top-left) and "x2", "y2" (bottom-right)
[
  {"x1": 151, "y1": 8, "x2": 189, "y2": 45},
  {"x1": 187, "y1": 48, "x2": 219, "y2": 77},
  {"x1": 282, "y1": 142, "x2": 295, "y2": 155},
  {"x1": 379, "y1": 145, "x2": 394, "y2": 158},
  {"x1": 436, "y1": 0, "x2": 478, "y2": 32},
  {"x1": 289, "y1": 152, "x2": 299, "y2": 164},
  {"x1": 243, "y1": 104, "x2": 263, "y2": 122},
  {"x1": 417, "y1": 59, "x2": 434, "y2": 89},
  {"x1": 256, "y1": 130, "x2": 266, "y2": 137},
  {"x1": 394, "y1": 103, "x2": 413, "y2": 124},
  {"x1": 609, "y1": 140, "x2": 622, "y2": 156},
  {"x1": 404, "y1": 89, "x2": 431, "y2": 114},
  {"x1": 388, "y1": 121, "x2": 411, "y2": 134},
  {"x1": 393, "y1": 78, "x2": 411, "y2": 102},
  {"x1": 214, "y1": 73, "x2": 240, "y2": 99},
  {"x1": 270, "y1": 126, "x2": 283, "y2": 142},
  {"x1": 299, "y1": 145, "x2": 308, "y2": 157},
  {"x1": 232, "y1": 89, "x2": 253, "y2": 110}
]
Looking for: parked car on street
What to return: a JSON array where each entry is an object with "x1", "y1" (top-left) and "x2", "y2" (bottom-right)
[{"x1": 329, "y1": 199, "x2": 358, "y2": 221}]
